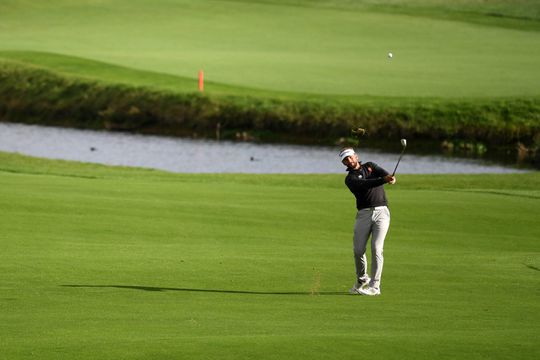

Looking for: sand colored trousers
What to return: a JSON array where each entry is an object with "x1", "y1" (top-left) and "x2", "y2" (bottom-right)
[{"x1": 353, "y1": 206, "x2": 390, "y2": 289}]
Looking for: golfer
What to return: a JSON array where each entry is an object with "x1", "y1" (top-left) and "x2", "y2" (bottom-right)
[{"x1": 339, "y1": 147, "x2": 395, "y2": 296}]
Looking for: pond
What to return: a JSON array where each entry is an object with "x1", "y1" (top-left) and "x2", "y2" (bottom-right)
[{"x1": 0, "y1": 122, "x2": 528, "y2": 174}]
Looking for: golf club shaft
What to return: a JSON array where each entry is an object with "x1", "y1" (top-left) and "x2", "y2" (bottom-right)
[{"x1": 392, "y1": 148, "x2": 406, "y2": 176}]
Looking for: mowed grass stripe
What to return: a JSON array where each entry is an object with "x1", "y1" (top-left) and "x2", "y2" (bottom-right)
[{"x1": 1, "y1": 153, "x2": 538, "y2": 359}]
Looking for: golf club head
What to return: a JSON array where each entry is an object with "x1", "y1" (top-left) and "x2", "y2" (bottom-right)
[{"x1": 401, "y1": 138, "x2": 407, "y2": 147}]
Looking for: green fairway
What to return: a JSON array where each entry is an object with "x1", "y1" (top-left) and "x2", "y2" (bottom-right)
[
  {"x1": 1, "y1": 152, "x2": 539, "y2": 359},
  {"x1": 1, "y1": 0, "x2": 540, "y2": 97}
]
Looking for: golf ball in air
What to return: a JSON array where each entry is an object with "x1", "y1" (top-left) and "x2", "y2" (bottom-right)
[{"x1": 388, "y1": 52, "x2": 393, "y2": 58}]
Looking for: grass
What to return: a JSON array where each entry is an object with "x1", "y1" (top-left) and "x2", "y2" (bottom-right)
[
  {"x1": 1, "y1": 152, "x2": 539, "y2": 359},
  {"x1": 234, "y1": 0, "x2": 540, "y2": 29},
  {"x1": 1, "y1": 0, "x2": 540, "y2": 98},
  {"x1": 0, "y1": 51, "x2": 293, "y2": 100},
  {"x1": 1, "y1": 0, "x2": 540, "y2": 150}
]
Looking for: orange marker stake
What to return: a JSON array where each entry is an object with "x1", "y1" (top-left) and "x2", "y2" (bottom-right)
[{"x1": 198, "y1": 70, "x2": 204, "y2": 92}]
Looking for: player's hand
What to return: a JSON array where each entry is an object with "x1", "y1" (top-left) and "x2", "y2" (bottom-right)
[{"x1": 384, "y1": 175, "x2": 396, "y2": 184}]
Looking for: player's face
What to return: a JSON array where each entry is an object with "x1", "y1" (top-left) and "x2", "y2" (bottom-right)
[{"x1": 342, "y1": 154, "x2": 359, "y2": 169}]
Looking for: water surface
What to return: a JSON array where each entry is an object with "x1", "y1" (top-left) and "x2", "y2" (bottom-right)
[{"x1": 0, "y1": 123, "x2": 526, "y2": 174}]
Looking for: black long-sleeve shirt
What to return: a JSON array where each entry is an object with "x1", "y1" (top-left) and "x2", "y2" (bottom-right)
[{"x1": 345, "y1": 162, "x2": 389, "y2": 210}]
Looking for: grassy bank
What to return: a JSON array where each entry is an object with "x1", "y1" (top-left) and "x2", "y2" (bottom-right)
[
  {"x1": 1, "y1": 60, "x2": 539, "y2": 147},
  {"x1": 1, "y1": 152, "x2": 539, "y2": 359}
]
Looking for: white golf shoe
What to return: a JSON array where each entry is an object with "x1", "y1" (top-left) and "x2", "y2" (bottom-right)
[
  {"x1": 358, "y1": 286, "x2": 380, "y2": 296},
  {"x1": 349, "y1": 275, "x2": 370, "y2": 294}
]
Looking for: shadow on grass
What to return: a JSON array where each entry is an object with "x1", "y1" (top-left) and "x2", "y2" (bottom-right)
[
  {"x1": 62, "y1": 284, "x2": 348, "y2": 296},
  {"x1": 445, "y1": 189, "x2": 540, "y2": 200},
  {"x1": 525, "y1": 264, "x2": 540, "y2": 272}
]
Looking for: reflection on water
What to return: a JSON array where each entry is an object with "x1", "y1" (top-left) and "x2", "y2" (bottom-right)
[{"x1": 0, "y1": 122, "x2": 527, "y2": 174}]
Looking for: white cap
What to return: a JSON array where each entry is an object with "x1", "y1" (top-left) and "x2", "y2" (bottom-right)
[{"x1": 339, "y1": 148, "x2": 355, "y2": 161}]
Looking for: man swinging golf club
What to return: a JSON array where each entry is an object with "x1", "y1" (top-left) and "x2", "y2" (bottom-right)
[{"x1": 339, "y1": 147, "x2": 396, "y2": 296}]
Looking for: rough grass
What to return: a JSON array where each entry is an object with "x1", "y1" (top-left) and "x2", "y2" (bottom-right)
[{"x1": 1, "y1": 152, "x2": 539, "y2": 359}]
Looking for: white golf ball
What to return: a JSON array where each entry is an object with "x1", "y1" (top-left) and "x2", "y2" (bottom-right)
[{"x1": 388, "y1": 52, "x2": 393, "y2": 58}]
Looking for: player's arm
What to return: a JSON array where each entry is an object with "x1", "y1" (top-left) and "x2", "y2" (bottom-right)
[
  {"x1": 345, "y1": 174, "x2": 388, "y2": 191},
  {"x1": 369, "y1": 162, "x2": 396, "y2": 185}
]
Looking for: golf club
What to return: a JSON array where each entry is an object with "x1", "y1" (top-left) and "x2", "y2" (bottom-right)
[{"x1": 392, "y1": 139, "x2": 407, "y2": 176}]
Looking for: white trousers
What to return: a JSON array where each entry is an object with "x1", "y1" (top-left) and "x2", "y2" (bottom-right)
[{"x1": 353, "y1": 206, "x2": 390, "y2": 289}]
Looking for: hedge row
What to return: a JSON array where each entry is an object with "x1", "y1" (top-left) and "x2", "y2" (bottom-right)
[{"x1": 1, "y1": 62, "x2": 539, "y2": 147}]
